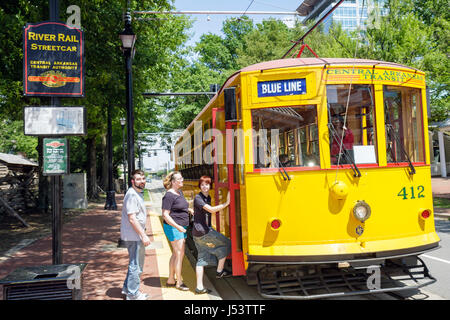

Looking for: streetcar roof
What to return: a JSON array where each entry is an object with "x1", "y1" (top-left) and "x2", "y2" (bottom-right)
[
  {"x1": 239, "y1": 58, "x2": 421, "y2": 73},
  {"x1": 176, "y1": 58, "x2": 422, "y2": 144}
]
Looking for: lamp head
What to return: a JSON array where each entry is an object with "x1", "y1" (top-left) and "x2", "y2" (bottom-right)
[{"x1": 119, "y1": 12, "x2": 136, "y2": 50}]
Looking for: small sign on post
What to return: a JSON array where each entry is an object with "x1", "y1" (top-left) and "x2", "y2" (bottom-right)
[
  {"x1": 43, "y1": 138, "x2": 69, "y2": 175},
  {"x1": 24, "y1": 106, "x2": 86, "y2": 136}
]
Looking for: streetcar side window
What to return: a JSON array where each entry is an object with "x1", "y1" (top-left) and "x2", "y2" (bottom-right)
[
  {"x1": 384, "y1": 86, "x2": 425, "y2": 163},
  {"x1": 326, "y1": 84, "x2": 377, "y2": 165},
  {"x1": 251, "y1": 105, "x2": 320, "y2": 169}
]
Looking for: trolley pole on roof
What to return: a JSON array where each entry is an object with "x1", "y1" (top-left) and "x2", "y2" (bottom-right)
[{"x1": 282, "y1": 0, "x2": 345, "y2": 58}]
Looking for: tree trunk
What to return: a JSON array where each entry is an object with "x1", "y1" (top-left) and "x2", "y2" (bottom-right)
[
  {"x1": 101, "y1": 132, "x2": 108, "y2": 190},
  {"x1": 87, "y1": 137, "x2": 99, "y2": 200}
]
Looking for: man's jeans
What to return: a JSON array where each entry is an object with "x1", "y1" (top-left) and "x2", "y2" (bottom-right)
[{"x1": 122, "y1": 240, "x2": 145, "y2": 297}]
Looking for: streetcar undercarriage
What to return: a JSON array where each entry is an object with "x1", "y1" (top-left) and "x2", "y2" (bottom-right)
[{"x1": 247, "y1": 248, "x2": 438, "y2": 299}]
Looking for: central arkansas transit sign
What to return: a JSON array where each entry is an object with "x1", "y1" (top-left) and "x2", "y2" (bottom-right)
[{"x1": 23, "y1": 21, "x2": 84, "y2": 97}]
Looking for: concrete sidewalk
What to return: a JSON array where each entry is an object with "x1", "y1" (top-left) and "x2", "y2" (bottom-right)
[
  {"x1": 432, "y1": 177, "x2": 450, "y2": 219},
  {"x1": 0, "y1": 192, "x2": 220, "y2": 300}
]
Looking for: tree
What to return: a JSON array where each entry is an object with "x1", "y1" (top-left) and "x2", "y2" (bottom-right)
[
  {"x1": 159, "y1": 49, "x2": 222, "y2": 131},
  {"x1": 413, "y1": 0, "x2": 449, "y2": 122},
  {"x1": 236, "y1": 18, "x2": 291, "y2": 67},
  {"x1": 0, "y1": 0, "x2": 193, "y2": 200},
  {"x1": 237, "y1": 19, "x2": 356, "y2": 65},
  {"x1": 0, "y1": 120, "x2": 38, "y2": 159},
  {"x1": 195, "y1": 16, "x2": 254, "y2": 75},
  {"x1": 359, "y1": 0, "x2": 449, "y2": 121}
]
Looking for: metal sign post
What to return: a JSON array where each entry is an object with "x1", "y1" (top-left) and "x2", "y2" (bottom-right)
[
  {"x1": 22, "y1": 0, "x2": 85, "y2": 265},
  {"x1": 43, "y1": 138, "x2": 69, "y2": 264},
  {"x1": 50, "y1": 0, "x2": 62, "y2": 266}
]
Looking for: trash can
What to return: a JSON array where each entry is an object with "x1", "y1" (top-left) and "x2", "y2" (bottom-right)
[{"x1": 0, "y1": 263, "x2": 87, "y2": 300}]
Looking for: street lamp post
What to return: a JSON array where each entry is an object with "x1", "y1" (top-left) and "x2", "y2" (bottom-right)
[
  {"x1": 104, "y1": 105, "x2": 117, "y2": 210},
  {"x1": 119, "y1": 11, "x2": 136, "y2": 188},
  {"x1": 138, "y1": 140, "x2": 143, "y2": 169},
  {"x1": 120, "y1": 117, "x2": 127, "y2": 193}
]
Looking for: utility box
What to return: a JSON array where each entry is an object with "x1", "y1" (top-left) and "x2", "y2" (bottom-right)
[
  {"x1": 63, "y1": 173, "x2": 87, "y2": 209},
  {"x1": 0, "y1": 263, "x2": 87, "y2": 300}
]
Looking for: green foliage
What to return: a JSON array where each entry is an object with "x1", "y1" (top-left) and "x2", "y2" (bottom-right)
[
  {"x1": 0, "y1": 120, "x2": 38, "y2": 159},
  {"x1": 0, "y1": 1, "x2": 191, "y2": 185},
  {"x1": 433, "y1": 197, "x2": 450, "y2": 209},
  {"x1": 360, "y1": 0, "x2": 432, "y2": 66},
  {"x1": 359, "y1": 0, "x2": 449, "y2": 122},
  {"x1": 195, "y1": 16, "x2": 253, "y2": 73},
  {"x1": 160, "y1": 56, "x2": 221, "y2": 131},
  {"x1": 236, "y1": 19, "x2": 291, "y2": 66},
  {"x1": 0, "y1": 0, "x2": 48, "y2": 119}
]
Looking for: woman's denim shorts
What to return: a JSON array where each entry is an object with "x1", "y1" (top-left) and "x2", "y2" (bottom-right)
[
  {"x1": 193, "y1": 228, "x2": 231, "y2": 267},
  {"x1": 163, "y1": 223, "x2": 187, "y2": 242}
]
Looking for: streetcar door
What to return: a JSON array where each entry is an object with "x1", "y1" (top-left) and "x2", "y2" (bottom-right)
[{"x1": 224, "y1": 88, "x2": 246, "y2": 276}]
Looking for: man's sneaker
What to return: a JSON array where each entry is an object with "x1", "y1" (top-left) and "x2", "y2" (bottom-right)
[
  {"x1": 126, "y1": 291, "x2": 149, "y2": 300},
  {"x1": 195, "y1": 288, "x2": 212, "y2": 295},
  {"x1": 216, "y1": 269, "x2": 232, "y2": 278}
]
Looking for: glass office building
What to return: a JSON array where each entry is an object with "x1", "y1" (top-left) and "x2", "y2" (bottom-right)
[{"x1": 297, "y1": 0, "x2": 388, "y2": 33}]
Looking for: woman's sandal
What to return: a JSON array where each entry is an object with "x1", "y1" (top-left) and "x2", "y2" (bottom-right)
[
  {"x1": 175, "y1": 282, "x2": 189, "y2": 291},
  {"x1": 166, "y1": 281, "x2": 176, "y2": 287}
]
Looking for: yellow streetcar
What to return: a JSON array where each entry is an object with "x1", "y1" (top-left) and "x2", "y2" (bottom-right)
[{"x1": 174, "y1": 58, "x2": 440, "y2": 299}]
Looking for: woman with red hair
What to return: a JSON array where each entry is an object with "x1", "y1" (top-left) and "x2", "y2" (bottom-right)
[{"x1": 192, "y1": 175, "x2": 231, "y2": 294}]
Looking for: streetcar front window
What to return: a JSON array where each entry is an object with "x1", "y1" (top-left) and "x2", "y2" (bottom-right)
[
  {"x1": 384, "y1": 86, "x2": 425, "y2": 163},
  {"x1": 251, "y1": 105, "x2": 320, "y2": 169},
  {"x1": 326, "y1": 84, "x2": 377, "y2": 165}
]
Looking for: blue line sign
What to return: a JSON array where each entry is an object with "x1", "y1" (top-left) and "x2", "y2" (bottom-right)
[{"x1": 257, "y1": 78, "x2": 306, "y2": 97}]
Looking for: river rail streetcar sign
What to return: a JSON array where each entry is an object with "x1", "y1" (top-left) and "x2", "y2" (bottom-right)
[
  {"x1": 43, "y1": 138, "x2": 69, "y2": 175},
  {"x1": 23, "y1": 21, "x2": 84, "y2": 97},
  {"x1": 24, "y1": 106, "x2": 86, "y2": 136}
]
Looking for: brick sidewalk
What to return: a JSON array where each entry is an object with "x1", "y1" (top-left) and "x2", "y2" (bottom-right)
[
  {"x1": 432, "y1": 177, "x2": 450, "y2": 198},
  {"x1": 0, "y1": 192, "x2": 219, "y2": 300},
  {"x1": 432, "y1": 177, "x2": 450, "y2": 218},
  {"x1": 0, "y1": 194, "x2": 163, "y2": 300}
]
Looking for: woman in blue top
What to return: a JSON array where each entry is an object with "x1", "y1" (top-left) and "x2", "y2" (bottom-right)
[
  {"x1": 161, "y1": 171, "x2": 193, "y2": 291},
  {"x1": 192, "y1": 175, "x2": 231, "y2": 294}
]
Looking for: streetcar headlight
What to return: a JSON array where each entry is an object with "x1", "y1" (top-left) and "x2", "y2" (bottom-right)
[{"x1": 353, "y1": 200, "x2": 371, "y2": 222}]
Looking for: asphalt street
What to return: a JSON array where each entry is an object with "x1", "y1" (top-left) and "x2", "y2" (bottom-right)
[{"x1": 420, "y1": 218, "x2": 450, "y2": 299}]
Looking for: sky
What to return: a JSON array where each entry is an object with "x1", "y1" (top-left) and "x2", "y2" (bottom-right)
[
  {"x1": 143, "y1": 1, "x2": 304, "y2": 171},
  {"x1": 172, "y1": 0, "x2": 303, "y2": 46}
]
